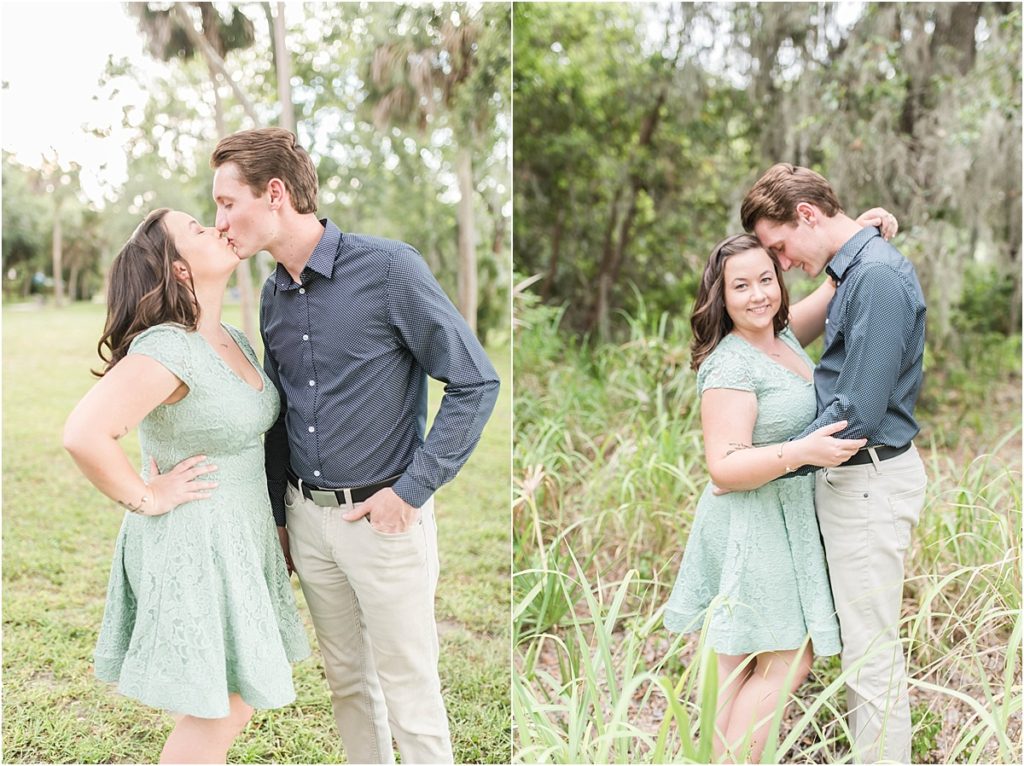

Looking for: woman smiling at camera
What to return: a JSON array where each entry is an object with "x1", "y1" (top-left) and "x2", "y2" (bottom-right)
[{"x1": 663, "y1": 209, "x2": 896, "y2": 763}]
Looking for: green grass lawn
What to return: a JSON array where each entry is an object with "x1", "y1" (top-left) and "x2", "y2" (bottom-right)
[{"x1": 2, "y1": 301, "x2": 511, "y2": 764}]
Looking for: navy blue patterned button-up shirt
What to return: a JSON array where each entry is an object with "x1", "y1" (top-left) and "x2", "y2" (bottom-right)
[
  {"x1": 795, "y1": 226, "x2": 926, "y2": 446},
  {"x1": 260, "y1": 219, "x2": 500, "y2": 525}
]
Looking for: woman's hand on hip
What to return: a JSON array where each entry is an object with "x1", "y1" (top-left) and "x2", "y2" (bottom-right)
[{"x1": 145, "y1": 455, "x2": 219, "y2": 515}]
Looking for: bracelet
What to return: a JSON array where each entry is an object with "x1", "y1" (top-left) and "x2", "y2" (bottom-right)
[
  {"x1": 777, "y1": 443, "x2": 797, "y2": 474},
  {"x1": 122, "y1": 485, "x2": 153, "y2": 516}
]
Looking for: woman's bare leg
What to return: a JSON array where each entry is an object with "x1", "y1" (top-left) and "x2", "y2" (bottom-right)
[
  {"x1": 712, "y1": 653, "x2": 754, "y2": 762},
  {"x1": 721, "y1": 645, "x2": 813, "y2": 763},
  {"x1": 159, "y1": 693, "x2": 254, "y2": 764}
]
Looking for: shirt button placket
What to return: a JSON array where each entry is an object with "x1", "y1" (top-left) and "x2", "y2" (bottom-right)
[{"x1": 300, "y1": 284, "x2": 316, "y2": 469}]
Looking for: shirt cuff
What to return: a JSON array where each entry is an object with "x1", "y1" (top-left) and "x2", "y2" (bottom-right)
[{"x1": 392, "y1": 474, "x2": 434, "y2": 508}]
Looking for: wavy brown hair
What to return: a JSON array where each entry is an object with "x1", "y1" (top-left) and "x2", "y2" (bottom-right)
[
  {"x1": 95, "y1": 209, "x2": 198, "y2": 376},
  {"x1": 690, "y1": 234, "x2": 790, "y2": 371}
]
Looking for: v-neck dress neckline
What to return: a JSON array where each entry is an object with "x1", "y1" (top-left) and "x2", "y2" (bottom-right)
[{"x1": 196, "y1": 323, "x2": 266, "y2": 393}]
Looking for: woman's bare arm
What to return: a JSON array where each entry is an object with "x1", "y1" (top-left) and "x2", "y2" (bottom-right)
[
  {"x1": 63, "y1": 355, "x2": 216, "y2": 515},
  {"x1": 701, "y1": 388, "x2": 864, "y2": 491}
]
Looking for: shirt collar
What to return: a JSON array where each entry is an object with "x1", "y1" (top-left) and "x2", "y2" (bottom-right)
[
  {"x1": 274, "y1": 219, "x2": 341, "y2": 291},
  {"x1": 826, "y1": 226, "x2": 880, "y2": 284}
]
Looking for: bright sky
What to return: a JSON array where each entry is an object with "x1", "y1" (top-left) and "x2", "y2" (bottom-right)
[{"x1": 1, "y1": 1, "x2": 160, "y2": 205}]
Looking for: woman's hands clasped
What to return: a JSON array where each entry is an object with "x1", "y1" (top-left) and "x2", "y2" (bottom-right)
[
  {"x1": 855, "y1": 207, "x2": 899, "y2": 240},
  {"x1": 143, "y1": 455, "x2": 219, "y2": 515},
  {"x1": 792, "y1": 420, "x2": 867, "y2": 468}
]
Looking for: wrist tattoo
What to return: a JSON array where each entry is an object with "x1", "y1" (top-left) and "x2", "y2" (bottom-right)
[
  {"x1": 119, "y1": 489, "x2": 153, "y2": 515},
  {"x1": 725, "y1": 442, "x2": 752, "y2": 457},
  {"x1": 113, "y1": 425, "x2": 129, "y2": 441}
]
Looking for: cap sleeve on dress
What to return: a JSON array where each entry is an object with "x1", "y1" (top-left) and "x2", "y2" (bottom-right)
[
  {"x1": 127, "y1": 324, "x2": 194, "y2": 387},
  {"x1": 697, "y1": 343, "x2": 754, "y2": 395}
]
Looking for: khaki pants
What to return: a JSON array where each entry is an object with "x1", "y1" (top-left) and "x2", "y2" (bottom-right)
[
  {"x1": 285, "y1": 485, "x2": 453, "y2": 764},
  {"x1": 816, "y1": 445, "x2": 927, "y2": 763}
]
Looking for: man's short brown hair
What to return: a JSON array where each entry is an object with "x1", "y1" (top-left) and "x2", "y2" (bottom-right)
[
  {"x1": 740, "y1": 163, "x2": 843, "y2": 232},
  {"x1": 211, "y1": 127, "x2": 319, "y2": 214}
]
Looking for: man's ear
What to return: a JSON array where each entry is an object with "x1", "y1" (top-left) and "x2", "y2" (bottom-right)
[
  {"x1": 267, "y1": 178, "x2": 287, "y2": 210},
  {"x1": 795, "y1": 201, "x2": 817, "y2": 226}
]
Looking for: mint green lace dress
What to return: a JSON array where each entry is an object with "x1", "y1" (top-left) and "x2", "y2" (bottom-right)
[
  {"x1": 664, "y1": 328, "x2": 842, "y2": 657},
  {"x1": 93, "y1": 323, "x2": 310, "y2": 718}
]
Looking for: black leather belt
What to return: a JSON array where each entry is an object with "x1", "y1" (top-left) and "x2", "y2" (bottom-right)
[
  {"x1": 286, "y1": 467, "x2": 399, "y2": 506},
  {"x1": 839, "y1": 443, "x2": 912, "y2": 467}
]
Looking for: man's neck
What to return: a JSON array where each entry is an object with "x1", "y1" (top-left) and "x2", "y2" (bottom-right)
[
  {"x1": 824, "y1": 214, "x2": 867, "y2": 260},
  {"x1": 270, "y1": 213, "x2": 328, "y2": 285}
]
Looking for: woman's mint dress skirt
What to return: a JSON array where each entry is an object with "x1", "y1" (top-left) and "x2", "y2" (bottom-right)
[
  {"x1": 664, "y1": 330, "x2": 842, "y2": 657},
  {"x1": 93, "y1": 324, "x2": 310, "y2": 718},
  {"x1": 664, "y1": 476, "x2": 842, "y2": 656}
]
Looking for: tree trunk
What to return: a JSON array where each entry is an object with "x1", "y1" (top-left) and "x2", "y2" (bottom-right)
[
  {"x1": 455, "y1": 144, "x2": 478, "y2": 334},
  {"x1": 589, "y1": 187, "x2": 624, "y2": 339},
  {"x1": 273, "y1": 2, "x2": 296, "y2": 133},
  {"x1": 541, "y1": 208, "x2": 563, "y2": 301},
  {"x1": 594, "y1": 187, "x2": 642, "y2": 341},
  {"x1": 68, "y1": 262, "x2": 80, "y2": 303},
  {"x1": 233, "y1": 255, "x2": 258, "y2": 342},
  {"x1": 1007, "y1": 229, "x2": 1021, "y2": 334},
  {"x1": 173, "y1": 4, "x2": 260, "y2": 124},
  {"x1": 930, "y1": 3, "x2": 982, "y2": 75},
  {"x1": 51, "y1": 199, "x2": 65, "y2": 307},
  {"x1": 491, "y1": 200, "x2": 506, "y2": 260},
  {"x1": 211, "y1": 72, "x2": 225, "y2": 134},
  {"x1": 262, "y1": 3, "x2": 279, "y2": 77},
  {"x1": 1009, "y1": 266, "x2": 1021, "y2": 336},
  {"x1": 587, "y1": 87, "x2": 666, "y2": 339},
  {"x1": 208, "y1": 61, "x2": 258, "y2": 344}
]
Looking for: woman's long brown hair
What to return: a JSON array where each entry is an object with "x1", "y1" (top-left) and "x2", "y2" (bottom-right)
[
  {"x1": 690, "y1": 234, "x2": 790, "y2": 371},
  {"x1": 95, "y1": 208, "x2": 199, "y2": 376}
]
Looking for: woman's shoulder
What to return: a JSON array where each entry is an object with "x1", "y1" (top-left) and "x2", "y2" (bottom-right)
[
  {"x1": 129, "y1": 322, "x2": 192, "y2": 347},
  {"x1": 700, "y1": 334, "x2": 747, "y2": 368},
  {"x1": 127, "y1": 323, "x2": 198, "y2": 376},
  {"x1": 696, "y1": 335, "x2": 754, "y2": 393}
]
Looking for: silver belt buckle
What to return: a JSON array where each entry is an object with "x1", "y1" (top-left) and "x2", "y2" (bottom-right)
[{"x1": 308, "y1": 487, "x2": 341, "y2": 507}]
